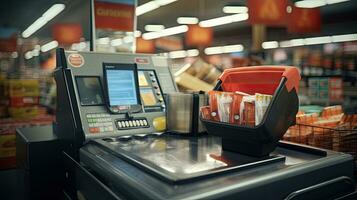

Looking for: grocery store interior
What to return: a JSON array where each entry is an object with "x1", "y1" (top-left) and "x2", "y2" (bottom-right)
[{"x1": 1, "y1": 0, "x2": 357, "y2": 199}]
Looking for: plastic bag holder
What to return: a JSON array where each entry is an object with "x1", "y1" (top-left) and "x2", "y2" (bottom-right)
[{"x1": 201, "y1": 66, "x2": 300, "y2": 157}]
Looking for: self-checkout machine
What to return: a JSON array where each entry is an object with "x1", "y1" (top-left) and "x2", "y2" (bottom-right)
[{"x1": 53, "y1": 47, "x2": 357, "y2": 200}]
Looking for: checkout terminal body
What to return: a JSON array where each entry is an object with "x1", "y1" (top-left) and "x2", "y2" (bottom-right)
[{"x1": 53, "y1": 48, "x2": 355, "y2": 200}]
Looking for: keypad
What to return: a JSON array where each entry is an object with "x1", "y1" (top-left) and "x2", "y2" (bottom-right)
[
  {"x1": 86, "y1": 113, "x2": 114, "y2": 134},
  {"x1": 116, "y1": 118, "x2": 149, "y2": 130}
]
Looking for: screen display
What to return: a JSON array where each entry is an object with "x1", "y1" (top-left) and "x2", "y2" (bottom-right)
[
  {"x1": 104, "y1": 64, "x2": 140, "y2": 106},
  {"x1": 140, "y1": 88, "x2": 157, "y2": 106},
  {"x1": 76, "y1": 77, "x2": 104, "y2": 106},
  {"x1": 138, "y1": 71, "x2": 149, "y2": 87}
]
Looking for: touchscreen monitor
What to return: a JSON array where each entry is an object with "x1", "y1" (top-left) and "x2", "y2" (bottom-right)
[{"x1": 103, "y1": 63, "x2": 141, "y2": 113}]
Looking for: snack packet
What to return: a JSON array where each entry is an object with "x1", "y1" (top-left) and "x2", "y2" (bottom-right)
[
  {"x1": 216, "y1": 92, "x2": 234, "y2": 123},
  {"x1": 208, "y1": 91, "x2": 220, "y2": 121},
  {"x1": 240, "y1": 95, "x2": 255, "y2": 126},
  {"x1": 255, "y1": 93, "x2": 273, "y2": 126},
  {"x1": 200, "y1": 106, "x2": 211, "y2": 120},
  {"x1": 230, "y1": 91, "x2": 249, "y2": 124}
]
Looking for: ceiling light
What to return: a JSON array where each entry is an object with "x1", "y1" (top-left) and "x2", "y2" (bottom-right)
[
  {"x1": 136, "y1": 1, "x2": 159, "y2": 16},
  {"x1": 295, "y1": 0, "x2": 326, "y2": 8},
  {"x1": 204, "y1": 44, "x2": 244, "y2": 55},
  {"x1": 262, "y1": 41, "x2": 279, "y2": 49},
  {"x1": 32, "y1": 49, "x2": 40, "y2": 57},
  {"x1": 25, "y1": 51, "x2": 33, "y2": 60},
  {"x1": 223, "y1": 6, "x2": 248, "y2": 14},
  {"x1": 169, "y1": 50, "x2": 186, "y2": 58},
  {"x1": 22, "y1": 4, "x2": 65, "y2": 38},
  {"x1": 290, "y1": 39, "x2": 305, "y2": 46},
  {"x1": 199, "y1": 13, "x2": 248, "y2": 28},
  {"x1": 222, "y1": 44, "x2": 244, "y2": 53},
  {"x1": 177, "y1": 17, "x2": 199, "y2": 24},
  {"x1": 142, "y1": 25, "x2": 188, "y2": 40},
  {"x1": 326, "y1": 0, "x2": 349, "y2": 4},
  {"x1": 155, "y1": 0, "x2": 178, "y2": 6},
  {"x1": 136, "y1": 0, "x2": 178, "y2": 16},
  {"x1": 41, "y1": 40, "x2": 58, "y2": 52},
  {"x1": 204, "y1": 46, "x2": 223, "y2": 55},
  {"x1": 331, "y1": 33, "x2": 357, "y2": 42},
  {"x1": 186, "y1": 49, "x2": 199, "y2": 57},
  {"x1": 145, "y1": 25, "x2": 165, "y2": 32},
  {"x1": 304, "y1": 36, "x2": 332, "y2": 45}
]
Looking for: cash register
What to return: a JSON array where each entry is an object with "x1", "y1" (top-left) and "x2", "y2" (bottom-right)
[{"x1": 51, "y1": 48, "x2": 355, "y2": 200}]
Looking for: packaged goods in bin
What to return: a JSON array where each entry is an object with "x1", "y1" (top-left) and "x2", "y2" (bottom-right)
[{"x1": 201, "y1": 66, "x2": 300, "y2": 157}]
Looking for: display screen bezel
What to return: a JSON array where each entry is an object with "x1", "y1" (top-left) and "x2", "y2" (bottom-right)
[
  {"x1": 103, "y1": 62, "x2": 142, "y2": 113},
  {"x1": 75, "y1": 76, "x2": 105, "y2": 106}
]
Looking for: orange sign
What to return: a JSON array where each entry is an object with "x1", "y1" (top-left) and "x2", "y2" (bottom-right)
[
  {"x1": 288, "y1": 7, "x2": 321, "y2": 33},
  {"x1": 94, "y1": 1, "x2": 134, "y2": 31},
  {"x1": 185, "y1": 25, "x2": 213, "y2": 47},
  {"x1": 155, "y1": 37, "x2": 183, "y2": 51},
  {"x1": 52, "y1": 24, "x2": 82, "y2": 45},
  {"x1": 136, "y1": 37, "x2": 155, "y2": 53},
  {"x1": 248, "y1": 0, "x2": 288, "y2": 26}
]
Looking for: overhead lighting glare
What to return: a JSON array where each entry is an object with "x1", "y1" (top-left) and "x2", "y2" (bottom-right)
[
  {"x1": 155, "y1": 0, "x2": 178, "y2": 6},
  {"x1": 199, "y1": 13, "x2": 248, "y2": 28},
  {"x1": 295, "y1": 0, "x2": 326, "y2": 8},
  {"x1": 177, "y1": 17, "x2": 199, "y2": 24},
  {"x1": 223, "y1": 44, "x2": 244, "y2": 53},
  {"x1": 331, "y1": 33, "x2": 357, "y2": 43},
  {"x1": 25, "y1": 51, "x2": 33, "y2": 60},
  {"x1": 136, "y1": 0, "x2": 178, "y2": 16},
  {"x1": 262, "y1": 41, "x2": 279, "y2": 49},
  {"x1": 204, "y1": 44, "x2": 244, "y2": 55},
  {"x1": 326, "y1": 0, "x2": 349, "y2": 4},
  {"x1": 169, "y1": 50, "x2": 186, "y2": 59},
  {"x1": 222, "y1": 6, "x2": 248, "y2": 14},
  {"x1": 186, "y1": 49, "x2": 199, "y2": 57},
  {"x1": 142, "y1": 25, "x2": 188, "y2": 40},
  {"x1": 145, "y1": 25, "x2": 165, "y2": 32},
  {"x1": 295, "y1": 0, "x2": 349, "y2": 8},
  {"x1": 304, "y1": 36, "x2": 332, "y2": 45},
  {"x1": 41, "y1": 40, "x2": 58, "y2": 52},
  {"x1": 22, "y1": 4, "x2": 65, "y2": 38}
]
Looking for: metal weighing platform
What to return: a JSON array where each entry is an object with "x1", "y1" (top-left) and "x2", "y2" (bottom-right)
[{"x1": 77, "y1": 133, "x2": 355, "y2": 200}]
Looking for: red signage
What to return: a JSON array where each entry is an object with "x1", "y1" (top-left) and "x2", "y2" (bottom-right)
[
  {"x1": 52, "y1": 24, "x2": 82, "y2": 45},
  {"x1": 94, "y1": 1, "x2": 134, "y2": 31},
  {"x1": 248, "y1": 0, "x2": 288, "y2": 26},
  {"x1": 288, "y1": 7, "x2": 321, "y2": 33},
  {"x1": 0, "y1": 36, "x2": 17, "y2": 52},
  {"x1": 136, "y1": 37, "x2": 155, "y2": 53},
  {"x1": 185, "y1": 25, "x2": 213, "y2": 47}
]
